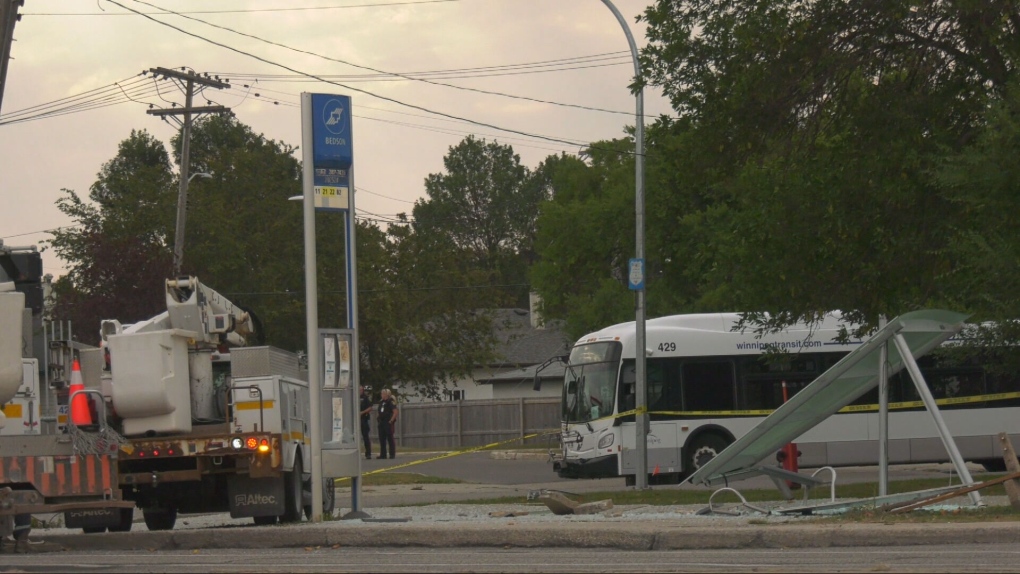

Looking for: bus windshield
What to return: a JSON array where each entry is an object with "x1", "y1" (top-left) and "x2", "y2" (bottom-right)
[{"x1": 562, "y1": 342, "x2": 621, "y2": 423}]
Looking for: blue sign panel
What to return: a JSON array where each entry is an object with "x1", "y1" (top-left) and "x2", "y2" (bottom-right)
[
  {"x1": 311, "y1": 94, "x2": 353, "y2": 169},
  {"x1": 628, "y1": 258, "x2": 645, "y2": 291},
  {"x1": 310, "y1": 94, "x2": 353, "y2": 212}
]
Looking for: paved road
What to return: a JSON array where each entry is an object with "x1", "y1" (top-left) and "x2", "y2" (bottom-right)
[{"x1": 4, "y1": 544, "x2": 1019, "y2": 573}]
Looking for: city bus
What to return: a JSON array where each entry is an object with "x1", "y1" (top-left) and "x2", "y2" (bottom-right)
[{"x1": 552, "y1": 312, "x2": 1020, "y2": 485}]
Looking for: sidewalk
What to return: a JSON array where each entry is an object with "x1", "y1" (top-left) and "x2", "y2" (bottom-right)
[{"x1": 27, "y1": 482, "x2": 1020, "y2": 552}]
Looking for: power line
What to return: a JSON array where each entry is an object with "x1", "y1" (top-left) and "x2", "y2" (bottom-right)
[
  {"x1": 28, "y1": 0, "x2": 469, "y2": 16},
  {"x1": 127, "y1": 0, "x2": 633, "y2": 116},
  {"x1": 227, "y1": 51, "x2": 630, "y2": 80},
  {"x1": 206, "y1": 81, "x2": 590, "y2": 152},
  {"x1": 211, "y1": 54, "x2": 631, "y2": 84},
  {"x1": 356, "y1": 186, "x2": 414, "y2": 205},
  {"x1": 105, "y1": 0, "x2": 618, "y2": 152},
  {"x1": 0, "y1": 75, "x2": 156, "y2": 125}
]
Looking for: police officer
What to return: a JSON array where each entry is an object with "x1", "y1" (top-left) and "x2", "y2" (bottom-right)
[
  {"x1": 358, "y1": 385, "x2": 373, "y2": 460},
  {"x1": 377, "y1": 388, "x2": 398, "y2": 459}
]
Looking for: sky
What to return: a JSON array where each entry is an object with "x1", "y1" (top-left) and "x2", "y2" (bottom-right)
[{"x1": 0, "y1": 0, "x2": 673, "y2": 277}]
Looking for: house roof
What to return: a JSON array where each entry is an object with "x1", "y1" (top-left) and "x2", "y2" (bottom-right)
[
  {"x1": 475, "y1": 361, "x2": 566, "y2": 385},
  {"x1": 487, "y1": 308, "x2": 571, "y2": 366}
]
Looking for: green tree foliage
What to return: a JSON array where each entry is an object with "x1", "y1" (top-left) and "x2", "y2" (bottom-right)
[
  {"x1": 932, "y1": 76, "x2": 1020, "y2": 360},
  {"x1": 530, "y1": 141, "x2": 639, "y2": 338},
  {"x1": 629, "y1": 0, "x2": 1020, "y2": 335},
  {"x1": 414, "y1": 136, "x2": 545, "y2": 308},
  {"x1": 49, "y1": 130, "x2": 176, "y2": 342},
  {"x1": 170, "y1": 115, "x2": 313, "y2": 350},
  {"x1": 358, "y1": 217, "x2": 500, "y2": 399}
]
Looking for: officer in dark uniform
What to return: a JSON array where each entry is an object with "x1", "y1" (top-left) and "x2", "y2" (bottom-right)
[
  {"x1": 377, "y1": 388, "x2": 398, "y2": 459},
  {"x1": 358, "y1": 385, "x2": 373, "y2": 459}
]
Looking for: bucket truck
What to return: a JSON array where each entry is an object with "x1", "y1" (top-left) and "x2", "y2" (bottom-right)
[{"x1": 93, "y1": 276, "x2": 333, "y2": 532}]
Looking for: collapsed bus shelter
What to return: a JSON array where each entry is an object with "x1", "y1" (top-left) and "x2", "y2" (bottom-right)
[{"x1": 686, "y1": 309, "x2": 984, "y2": 507}]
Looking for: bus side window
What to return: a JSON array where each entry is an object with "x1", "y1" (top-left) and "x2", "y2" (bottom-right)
[
  {"x1": 619, "y1": 364, "x2": 636, "y2": 413},
  {"x1": 648, "y1": 360, "x2": 682, "y2": 414},
  {"x1": 682, "y1": 361, "x2": 736, "y2": 411}
]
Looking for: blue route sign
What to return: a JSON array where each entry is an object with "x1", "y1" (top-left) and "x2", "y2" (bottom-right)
[
  {"x1": 310, "y1": 94, "x2": 353, "y2": 211},
  {"x1": 628, "y1": 258, "x2": 645, "y2": 291}
]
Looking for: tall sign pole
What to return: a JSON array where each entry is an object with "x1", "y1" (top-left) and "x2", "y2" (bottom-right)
[
  {"x1": 301, "y1": 93, "x2": 355, "y2": 521},
  {"x1": 601, "y1": 0, "x2": 648, "y2": 490}
]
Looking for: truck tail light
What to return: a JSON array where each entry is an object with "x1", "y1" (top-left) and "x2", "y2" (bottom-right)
[{"x1": 258, "y1": 438, "x2": 270, "y2": 453}]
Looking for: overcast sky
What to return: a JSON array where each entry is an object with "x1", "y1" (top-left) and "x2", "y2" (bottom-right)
[{"x1": 1, "y1": 0, "x2": 672, "y2": 276}]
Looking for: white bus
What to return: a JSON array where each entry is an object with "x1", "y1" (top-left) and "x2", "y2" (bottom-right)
[{"x1": 552, "y1": 312, "x2": 1020, "y2": 485}]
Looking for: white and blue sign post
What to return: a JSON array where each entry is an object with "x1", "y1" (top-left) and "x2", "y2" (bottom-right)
[{"x1": 301, "y1": 93, "x2": 365, "y2": 521}]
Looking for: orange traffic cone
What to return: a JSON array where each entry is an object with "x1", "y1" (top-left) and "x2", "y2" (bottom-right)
[{"x1": 69, "y1": 359, "x2": 92, "y2": 426}]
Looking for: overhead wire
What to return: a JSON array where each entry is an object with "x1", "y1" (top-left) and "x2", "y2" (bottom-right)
[
  {"x1": 4, "y1": 7, "x2": 636, "y2": 150},
  {"x1": 0, "y1": 76, "x2": 157, "y2": 125},
  {"x1": 225, "y1": 50, "x2": 630, "y2": 79},
  {"x1": 27, "y1": 0, "x2": 469, "y2": 16},
  {"x1": 210, "y1": 54, "x2": 632, "y2": 84},
  {"x1": 202, "y1": 81, "x2": 591, "y2": 152},
  {"x1": 104, "y1": 0, "x2": 637, "y2": 153},
  {"x1": 127, "y1": 0, "x2": 633, "y2": 116}
]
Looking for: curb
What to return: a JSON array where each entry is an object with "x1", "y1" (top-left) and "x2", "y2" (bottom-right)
[{"x1": 33, "y1": 520, "x2": 1020, "y2": 552}]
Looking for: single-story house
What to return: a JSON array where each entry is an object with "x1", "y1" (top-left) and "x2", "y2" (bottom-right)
[{"x1": 398, "y1": 295, "x2": 572, "y2": 403}]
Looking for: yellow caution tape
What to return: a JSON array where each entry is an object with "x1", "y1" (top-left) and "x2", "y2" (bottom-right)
[
  {"x1": 333, "y1": 430, "x2": 560, "y2": 484},
  {"x1": 335, "y1": 390, "x2": 1020, "y2": 481}
]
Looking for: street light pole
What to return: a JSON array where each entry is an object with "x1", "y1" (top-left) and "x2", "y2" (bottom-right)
[{"x1": 600, "y1": 0, "x2": 648, "y2": 490}]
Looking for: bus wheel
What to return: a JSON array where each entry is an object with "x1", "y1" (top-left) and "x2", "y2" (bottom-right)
[
  {"x1": 980, "y1": 458, "x2": 1008, "y2": 472},
  {"x1": 688, "y1": 433, "x2": 730, "y2": 472}
]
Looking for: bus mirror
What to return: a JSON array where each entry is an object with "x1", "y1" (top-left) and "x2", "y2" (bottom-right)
[{"x1": 533, "y1": 372, "x2": 542, "y2": 392}]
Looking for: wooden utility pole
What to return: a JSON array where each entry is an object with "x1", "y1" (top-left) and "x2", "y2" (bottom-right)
[
  {"x1": 997, "y1": 432, "x2": 1020, "y2": 510},
  {"x1": 146, "y1": 67, "x2": 230, "y2": 276}
]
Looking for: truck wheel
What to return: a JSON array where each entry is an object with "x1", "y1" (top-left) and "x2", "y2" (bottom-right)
[
  {"x1": 81, "y1": 526, "x2": 107, "y2": 534},
  {"x1": 142, "y1": 507, "x2": 177, "y2": 531},
  {"x1": 687, "y1": 433, "x2": 730, "y2": 473},
  {"x1": 282, "y1": 455, "x2": 304, "y2": 523},
  {"x1": 108, "y1": 508, "x2": 134, "y2": 532},
  {"x1": 304, "y1": 476, "x2": 336, "y2": 521}
]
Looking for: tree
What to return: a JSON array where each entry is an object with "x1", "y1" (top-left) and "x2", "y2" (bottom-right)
[
  {"x1": 530, "y1": 141, "x2": 639, "y2": 338},
  {"x1": 357, "y1": 217, "x2": 501, "y2": 399},
  {"x1": 171, "y1": 115, "x2": 312, "y2": 350},
  {"x1": 627, "y1": 0, "x2": 1020, "y2": 334},
  {"x1": 49, "y1": 130, "x2": 175, "y2": 343},
  {"x1": 414, "y1": 136, "x2": 545, "y2": 308}
]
